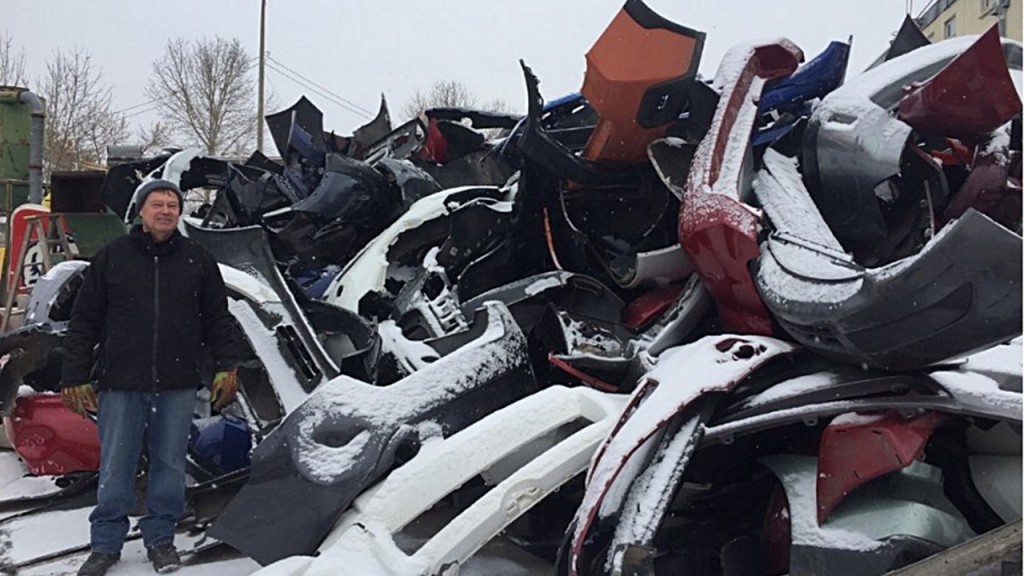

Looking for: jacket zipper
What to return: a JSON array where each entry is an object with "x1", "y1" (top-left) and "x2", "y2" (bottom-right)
[{"x1": 152, "y1": 255, "x2": 159, "y2": 391}]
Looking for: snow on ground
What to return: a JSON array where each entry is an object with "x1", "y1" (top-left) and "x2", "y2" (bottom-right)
[
  {"x1": 14, "y1": 531, "x2": 549, "y2": 576},
  {"x1": 1, "y1": 447, "x2": 259, "y2": 576},
  {"x1": 17, "y1": 544, "x2": 261, "y2": 576},
  {"x1": 1, "y1": 447, "x2": 551, "y2": 575},
  {"x1": 3, "y1": 338, "x2": 1019, "y2": 575}
]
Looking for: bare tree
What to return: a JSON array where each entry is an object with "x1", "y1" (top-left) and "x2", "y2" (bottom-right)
[
  {"x1": 136, "y1": 121, "x2": 172, "y2": 156},
  {"x1": 402, "y1": 80, "x2": 514, "y2": 118},
  {"x1": 402, "y1": 79, "x2": 515, "y2": 131},
  {"x1": 40, "y1": 48, "x2": 130, "y2": 174},
  {"x1": 483, "y1": 98, "x2": 514, "y2": 114},
  {"x1": 0, "y1": 33, "x2": 27, "y2": 86},
  {"x1": 403, "y1": 80, "x2": 478, "y2": 119},
  {"x1": 146, "y1": 37, "x2": 257, "y2": 156}
]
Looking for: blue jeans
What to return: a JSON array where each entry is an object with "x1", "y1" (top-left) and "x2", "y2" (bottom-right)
[{"x1": 90, "y1": 388, "x2": 195, "y2": 554}]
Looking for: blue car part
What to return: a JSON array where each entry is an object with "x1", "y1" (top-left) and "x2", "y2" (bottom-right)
[{"x1": 189, "y1": 414, "x2": 252, "y2": 475}]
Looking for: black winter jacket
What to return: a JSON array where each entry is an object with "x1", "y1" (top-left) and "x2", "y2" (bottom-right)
[{"x1": 60, "y1": 226, "x2": 238, "y2": 392}]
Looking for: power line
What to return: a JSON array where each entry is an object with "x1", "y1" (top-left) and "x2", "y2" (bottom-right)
[
  {"x1": 265, "y1": 54, "x2": 375, "y2": 117},
  {"x1": 123, "y1": 104, "x2": 161, "y2": 120},
  {"x1": 265, "y1": 62, "x2": 372, "y2": 121},
  {"x1": 113, "y1": 57, "x2": 375, "y2": 126},
  {"x1": 266, "y1": 54, "x2": 374, "y2": 116},
  {"x1": 264, "y1": 60, "x2": 373, "y2": 120},
  {"x1": 114, "y1": 99, "x2": 159, "y2": 115},
  {"x1": 114, "y1": 59, "x2": 260, "y2": 119}
]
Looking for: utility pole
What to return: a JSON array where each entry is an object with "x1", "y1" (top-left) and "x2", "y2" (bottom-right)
[
  {"x1": 257, "y1": 0, "x2": 266, "y2": 153},
  {"x1": 996, "y1": 0, "x2": 1009, "y2": 37}
]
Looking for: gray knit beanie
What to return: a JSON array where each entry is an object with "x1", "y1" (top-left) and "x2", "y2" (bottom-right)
[
  {"x1": 125, "y1": 178, "x2": 186, "y2": 220},
  {"x1": 133, "y1": 179, "x2": 184, "y2": 214}
]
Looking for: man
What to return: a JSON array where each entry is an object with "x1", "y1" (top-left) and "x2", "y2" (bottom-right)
[{"x1": 60, "y1": 179, "x2": 239, "y2": 576}]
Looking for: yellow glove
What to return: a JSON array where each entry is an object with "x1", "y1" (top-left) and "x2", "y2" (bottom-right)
[
  {"x1": 211, "y1": 369, "x2": 239, "y2": 411},
  {"x1": 61, "y1": 383, "x2": 98, "y2": 417}
]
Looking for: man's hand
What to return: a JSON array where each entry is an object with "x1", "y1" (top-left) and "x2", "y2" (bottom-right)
[
  {"x1": 61, "y1": 383, "x2": 98, "y2": 417},
  {"x1": 211, "y1": 369, "x2": 239, "y2": 411}
]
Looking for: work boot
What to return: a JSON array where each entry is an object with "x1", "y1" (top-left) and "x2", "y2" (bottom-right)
[
  {"x1": 147, "y1": 543, "x2": 182, "y2": 573},
  {"x1": 77, "y1": 551, "x2": 120, "y2": 576}
]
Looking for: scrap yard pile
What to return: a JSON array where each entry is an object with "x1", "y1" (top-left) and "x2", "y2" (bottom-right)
[{"x1": 1, "y1": 1, "x2": 1021, "y2": 575}]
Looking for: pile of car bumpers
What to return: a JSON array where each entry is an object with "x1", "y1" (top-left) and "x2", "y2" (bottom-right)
[{"x1": 1, "y1": 2, "x2": 1021, "y2": 575}]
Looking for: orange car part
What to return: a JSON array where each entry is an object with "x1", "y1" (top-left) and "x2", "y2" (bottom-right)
[{"x1": 581, "y1": 0, "x2": 705, "y2": 164}]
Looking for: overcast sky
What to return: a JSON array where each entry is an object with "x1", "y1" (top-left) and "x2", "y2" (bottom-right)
[{"x1": 3, "y1": 0, "x2": 915, "y2": 141}]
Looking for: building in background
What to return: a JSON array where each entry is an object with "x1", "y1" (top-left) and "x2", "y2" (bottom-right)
[{"x1": 916, "y1": 0, "x2": 1022, "y2": 42}]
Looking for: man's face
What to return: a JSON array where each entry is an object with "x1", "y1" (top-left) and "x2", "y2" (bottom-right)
[{"x1": 139, "y1": 190, "x2": 181, "y2": 237}]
